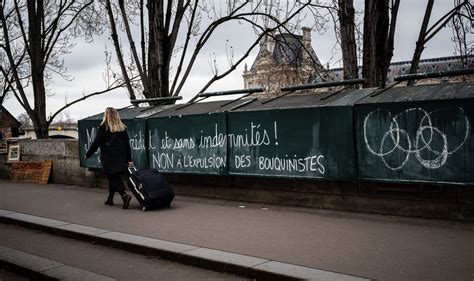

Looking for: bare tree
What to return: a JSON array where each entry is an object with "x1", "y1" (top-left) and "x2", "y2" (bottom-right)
[
  {"x1": 449, "y1": 0, "x2": 473, "y2": 78},
  {"x1": 0, "y1": 0, "x2": 128, "y2": 138},
  {"x1": 103, "y1": 0, "x2": 137, "y2": 100},
  {"x1": 0, "y1": 1, "x2": 28, "y2": 105},
  {"x1": 104, "y1": 0, "x2": 331, "y2": 102},
  {"x1": 408, "y1": 0, "x2": 472, "y2": 85},
  {"x1": 362, "y1": 0, "x2": 400, "y2": 88},
  {"x1": 17, "y1": 111, "x2": 31, "y2": 127}
]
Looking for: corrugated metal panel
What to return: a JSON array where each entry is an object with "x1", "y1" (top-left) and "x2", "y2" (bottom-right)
[
  {"x1": 324, "y1": 88, "x2": 376, "y2": 106},
  {"x1": 83, "y1": 83, "x2": 473, "y2": 120},
  {"x1": 136, "y1": 105, "x2": 176, "y2": 118},
  {"x1": 146, "y1": 89, "x2": 377, "y2": 117},
  {"x1": 81, "y1": 88, "x2": 376, "y2": 121},
  {"x1": 356, "y1": 82, "x2": 474, "y2": 105},
  {"x1": 82, "y1": 106, "x2": 159, "y2": 121},
  {"x1": 150, "y1": 100, "x2": 231, "y2": 117}
]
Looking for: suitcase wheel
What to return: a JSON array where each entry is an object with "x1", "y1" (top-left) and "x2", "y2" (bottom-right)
[{"x1": 142, "y1": 206, "x2": 147, "y2": 212}]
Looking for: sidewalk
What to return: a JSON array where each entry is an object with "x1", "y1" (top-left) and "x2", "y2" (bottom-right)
[{"x1": 0, "y1": 179, "x2": 473, "y2": 281}]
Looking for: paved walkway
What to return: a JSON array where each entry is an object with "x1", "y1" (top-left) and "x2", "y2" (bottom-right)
[{"x1": 0, "y1": 180, "x2": 473, "y2": 280}]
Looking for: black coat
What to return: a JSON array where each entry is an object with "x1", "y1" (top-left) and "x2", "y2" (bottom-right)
[{"x1": 85, "y1": 124, "x2": 132, "y2": 174}]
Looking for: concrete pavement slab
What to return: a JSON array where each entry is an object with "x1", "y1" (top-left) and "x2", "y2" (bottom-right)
[
  {"x1": 184, "y1": 247, "x2": 269, "y2": 268},
  {"x1": 0, "y1": 209, "x2": 15, "y2": 216},
  {"x1": 254, "y1": 261, "x2": 370, "y2": 281},
  {"x1": 96, "y1": 231, "x2": 199, "y2": 254},
  {"x1": 182, "y1": 247, "x2": 269, "y2": 277},
  {"x1": 57, "y1": 224, "x2": 111, "y2": 236},
  {"x1": 0, "y1": 246, "x2": 117, "y2": 281},
  {"x1": 0, "y1": 246, "x2": 63, "y2": 273},
  {"x1": 2, "y1": 213, "x2": 69, "y2": 228},
  {"x1": 43, "y1": 265, "x2": 116, "y2": 281},
  {"x1": 0, "y1": 245, "x2": 15, "y2": 255}
]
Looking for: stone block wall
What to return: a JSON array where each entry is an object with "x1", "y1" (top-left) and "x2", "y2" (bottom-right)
[
  {"x1": 1, "y1": 139, "x2": 473, "y2": 221},
  {"x1": 0, "y1": 139, "x2": 103, "y2": 187}
]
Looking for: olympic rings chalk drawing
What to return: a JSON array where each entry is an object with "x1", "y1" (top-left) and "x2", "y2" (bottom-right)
[{"x1": 363, "y1": 107, "x2": 470, "y2": 170}]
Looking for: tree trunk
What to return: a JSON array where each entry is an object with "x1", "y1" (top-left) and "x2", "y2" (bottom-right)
[
  {"x1": 148, "y1": 0, "x2": 170, "y2": 98},
  {"x1": 28, "y1": 0, "x2": 48, "y2": 139},
  {"x1": 338, "y1": 0, "x2": 358, "y2": 83},
  {"x1": 362, "y1": 0, "x2": 389, "y2": 88},
  {"x1": 408, "y1": 0, "x2": 434, "y2": 86},
  {"x1": 384, "y1": 0, "x2": 400, "y2": 83}
]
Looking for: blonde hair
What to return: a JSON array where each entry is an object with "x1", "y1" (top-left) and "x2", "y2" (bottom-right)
[{"x1": 101, "y1": 107, "x2": 126, "y2": 132}]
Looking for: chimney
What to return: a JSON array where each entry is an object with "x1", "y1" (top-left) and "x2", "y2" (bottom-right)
[
  {"x1": 302, "y1": 27, "x2": 311, "y2": 48},
  {"x1": 264, "y1": 31, "x2": 275, "y2": 53},
  {"x1": 302, "y1": 27, "x2": 312, "y2": 61}
]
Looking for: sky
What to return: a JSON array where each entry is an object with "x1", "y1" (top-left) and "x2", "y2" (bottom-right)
[{"x1": 3, "y1": 0, "x2": 469, "y2": 122}]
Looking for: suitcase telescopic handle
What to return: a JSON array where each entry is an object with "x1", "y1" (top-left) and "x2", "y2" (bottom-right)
[{"x1": 128, "y1": 165, "x2": 137, "y2": 174}]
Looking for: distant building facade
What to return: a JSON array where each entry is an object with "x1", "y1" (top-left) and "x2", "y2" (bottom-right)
[
  {"x1": 243, "y1": 28, "x2": 473, "y2": 92},
  {"x1": 22, "y1": 123, "x2": 78, "y2": 139},
  {"x1": 242, "y1": 27, "x2": 329, "y2": 95}
]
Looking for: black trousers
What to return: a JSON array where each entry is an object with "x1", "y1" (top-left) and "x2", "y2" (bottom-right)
[{"x1": 106, "y1": 172, "x2": 126, "y2": 198}]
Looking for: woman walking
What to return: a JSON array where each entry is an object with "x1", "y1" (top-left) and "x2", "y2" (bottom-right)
[{"x1": 86, "y1": 107, "x2": 133, "y2": 209}]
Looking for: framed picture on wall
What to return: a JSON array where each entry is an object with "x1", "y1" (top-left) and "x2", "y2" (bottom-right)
[
  {"x1": 0, "y1": 140, "x2": 7, "y2": 154},
  {"x1": 7, "y1": 144, "x2": 20, "y2": 162}
]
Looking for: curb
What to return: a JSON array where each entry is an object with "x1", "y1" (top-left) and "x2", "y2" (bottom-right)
[
  {"x1": 0, "y1": 245, "x2": 116, "y2": 281},
  {"x1": 0, "y1": 209, "x2": 371, "y2": 281}
]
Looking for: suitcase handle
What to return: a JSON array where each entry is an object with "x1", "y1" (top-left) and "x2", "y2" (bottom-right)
[{"x1": 128, "y1": 164, "x2": 137, "y2": 174}]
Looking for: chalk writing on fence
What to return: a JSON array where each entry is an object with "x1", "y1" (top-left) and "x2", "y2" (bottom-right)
[
  {"x1": 84, "y1": 127, "x2": 146, "y2": 154},
  {"x1": 363, "y1": 107, "x2": 470, "y2": 170},
  {"x1": 129, "y1": 131, "x2": 146, "y2": 151},
  {"x1": 149, "y1": 121, "x2": 326, "y2": 175},
  {"x1": 84, "y1": 127, "x2": 97, "y2": 153}
]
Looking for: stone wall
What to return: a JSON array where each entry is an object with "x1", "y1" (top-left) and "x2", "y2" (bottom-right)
[
  {"x1": 0, "y1": 139, "x2": 106, "y2": 187},
  {"x1": 1, "y1": 139, "x2": 473, "y2": 221}
]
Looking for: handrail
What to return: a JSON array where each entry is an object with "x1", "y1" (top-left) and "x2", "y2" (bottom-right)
[
  {"x1": 280, "y1": 78, "x2": 366, "y2": 91},
  {"x1": 130, "y1": 96, "x2": 183, "y2": 105},
  {"x1": 394, "y1": 68, "x2": 474, "y2": 82}
]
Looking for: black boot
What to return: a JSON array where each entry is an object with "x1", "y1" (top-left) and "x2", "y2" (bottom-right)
[
  {"x1": 121, "y1": 194, "x2": 131, "y2": 209},
  {"x1": 104, "y1": 196, "x2": 114, "y2": 206}
]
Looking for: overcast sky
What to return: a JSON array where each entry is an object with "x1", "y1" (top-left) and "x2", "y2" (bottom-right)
[{"x1": 3, "y1": 0, "x2": 469, "y2": 122}]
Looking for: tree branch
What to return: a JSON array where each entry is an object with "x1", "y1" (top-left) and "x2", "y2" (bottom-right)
[
  {"x1": 0, "y1": 1, "x2": 32, "y2": 113},
  {"x1": 48, "y1": 76, "x2": 139, "y2": 124},
  {"x1": 118, "y1": 0, "x2": 147, "y2": 91},
  {"x1": 104, "y1": 0, "x2": 136, "y2": 100},
  {"x1": 188, "y1": 32, "x2": 265, "y2": 102},
  {"x1": 169, "y1": 0, "x2": 198, "y2": 96},
  {"x1": 43, "y1": 1, "x2": 94, "y2": 70},
  {"x1": 12, "y1": 0, "x2": 31, "y2": 58},
  {"x1": 186, "y1": 1, "x2": 314, "y2": 100}
]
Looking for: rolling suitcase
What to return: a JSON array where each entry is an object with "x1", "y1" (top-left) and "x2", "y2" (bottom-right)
[{"x1": 128, "y1": 167, "x2": 175, "y2": 211}]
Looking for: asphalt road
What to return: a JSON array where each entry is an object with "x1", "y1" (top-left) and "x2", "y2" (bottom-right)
[{"x1": 0, "y1": 223, "x2": 248, "y2": 281}]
